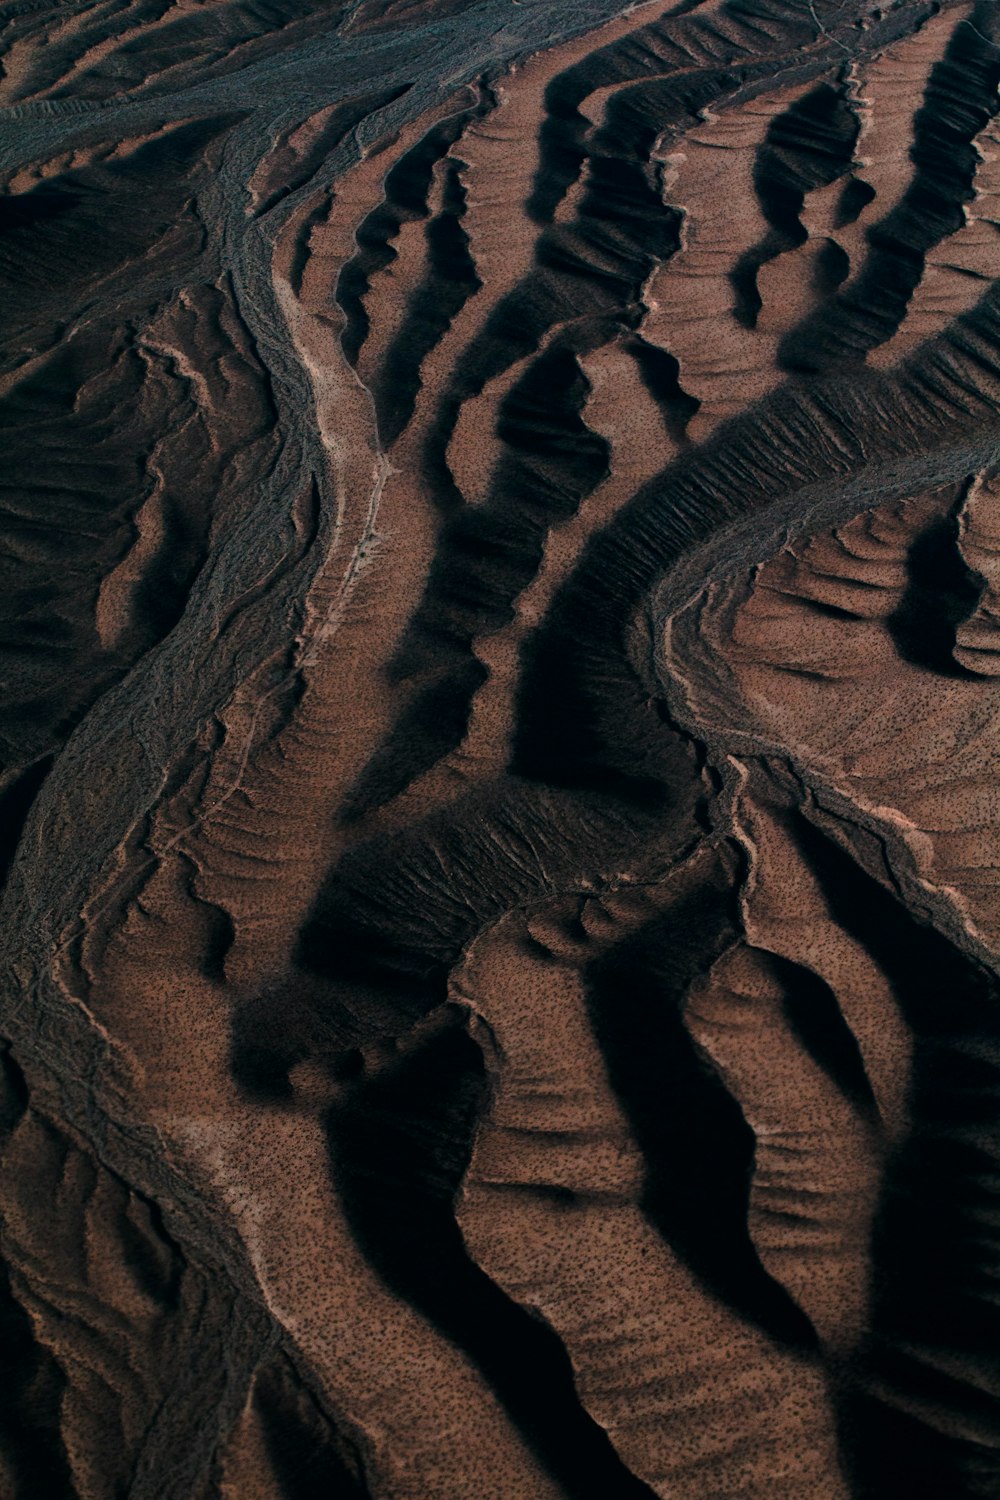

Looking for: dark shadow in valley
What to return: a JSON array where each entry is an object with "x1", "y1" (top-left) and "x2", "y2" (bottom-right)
[
  {"x1": 794, "y1": 816, "x2": 1000, "y2": 1500},
  {"x1": 585, "y1": 872, "x2": 820, "y2": 1351}
]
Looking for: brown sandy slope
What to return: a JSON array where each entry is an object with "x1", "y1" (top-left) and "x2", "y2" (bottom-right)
[{"x1": 2, "y1": 0, "x2": 1000, "y2": 1495}]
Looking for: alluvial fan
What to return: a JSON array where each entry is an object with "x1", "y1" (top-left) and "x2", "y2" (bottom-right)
[{"x1": 2, "y1": 0, "x2": 1000, "y2": 1495}]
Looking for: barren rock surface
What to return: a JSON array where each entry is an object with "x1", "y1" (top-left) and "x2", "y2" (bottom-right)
[{"x1": 2, "y1": 0, "x2": 1000, "y2": 1495}]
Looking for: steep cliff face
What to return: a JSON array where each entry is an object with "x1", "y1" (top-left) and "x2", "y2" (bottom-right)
[{"x1": 2, "y1": 1, "x2": 1000, "y2": 1495}]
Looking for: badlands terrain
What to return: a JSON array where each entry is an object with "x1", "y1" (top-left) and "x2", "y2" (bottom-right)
[{"x1": 1, "y1": 0, "x2": 1000, "y2": 1495}]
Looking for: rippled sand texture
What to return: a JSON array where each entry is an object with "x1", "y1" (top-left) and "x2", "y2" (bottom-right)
[{"x1": 3, "y1": 0, "x2": 1000, "y2": 1496}]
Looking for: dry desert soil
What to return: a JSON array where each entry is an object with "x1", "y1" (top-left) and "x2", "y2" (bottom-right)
[{"x1": 2, "y1": 0, "x2": 1000, "y2": 1495}]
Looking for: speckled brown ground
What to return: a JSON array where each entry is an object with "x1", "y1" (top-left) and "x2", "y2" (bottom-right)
[{"x1": 2, "y1": 1, "x2": 1000, "y2": 1496}]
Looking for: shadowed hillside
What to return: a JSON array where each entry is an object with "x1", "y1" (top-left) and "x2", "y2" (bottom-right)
[{"x1": 2, "y1": 1, "x2": 1000, "y2": 1495}]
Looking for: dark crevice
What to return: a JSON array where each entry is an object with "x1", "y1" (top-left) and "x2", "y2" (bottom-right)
[
  {"x1": 339, "y1": 658, "x2": 487, "y2": 822},
  {"x1": 130, "y1": 487, "x2": 213, "y2": 646},
  {"x1": 335, "y1": 95, "x2": 490, "y2": 368},
  {"x1": 793, "y1": 817, "x2": 1000, "y2": 1499},
  {"x1": 275, "y1": 747, "x2": 701, "y2": 1073},
  {"x1": 526, "y1": 0, "x2": 835, "y2": 227},
  {"x1": 374, "y1": 154, "x2": 482, "y2": 448},
  {"x1": 118, "y1": 1195, "x2": 185, "y2": 1314},
  {"x1": 341, "y1": 343, "x2": 610, "y2": 824},
  {"x1": 419, "y1": 82, "x2": 689, "y2": 535},
  {"x1": 730, "y1": 81, "x2": 862, "y2": 330},
  {"x1": 0, "y1": 1044, "x2": 29, "y2": 1137},
  {"x1": 0, "y1": 1049, "x2": 73, "y2": 1500},
  {"x1": 326, "y1": 1014, "x2": 658, "y2": 1500},
  {"x1": 0, "y1": 755, "x2": 53, "y2": 893},
  {"x1": 779, "y1": 11, "x2": 1000, "y2": 371},
  {"x1": 289, "y1": 193, "x2": 333, "y2": 298},
  {"x1": 509, "y1": 265, "x2": 1000, "y2": 802},
  {"x1": 769, "y1": 949, "x2": 882, "y2": 1124},
  {"x1": 887, "y1": 506, "x2": 985, "y2": 675},
  {"x1": 254, "y1": 85, "x2": 410, "y2": 219},
  {"x1": 586, "y1": 875, "x2": 820, "y2": 1350},
  {"x1": 627, "y1": 335, "x2": 701, "y2": 443},
  {"x1": 253, "y1": 1355, "x2": 371, "y2": 1500},
  {"x1": 836, "y1": 175, "x2": 876, "y2": 228},
  {"x1": 0, "y1": 1256, "x2": 74, "y2": 1500},
  {"x1": 306, "y1": 776, "x2": 688, "y2": 989},
  {"x1": 184, "y1": 874, "x2": 237, "y2": 986}
]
